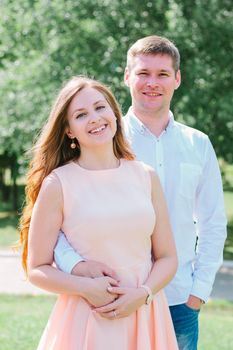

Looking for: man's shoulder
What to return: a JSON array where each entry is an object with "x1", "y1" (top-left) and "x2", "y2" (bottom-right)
[
  {"x1": 123, "y1": 111, "x2": 135, "y2": 129},
  {"x1": 174, "y1": 120, "x2": 209, "y2": 142},
  {"x1": 122, "y1": 112, "x2": 139, "y2": 140}
]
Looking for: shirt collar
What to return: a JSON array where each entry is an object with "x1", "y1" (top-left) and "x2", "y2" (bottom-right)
[{"x1": 125, "y1": 107, "x2": 175, "y2": 136}]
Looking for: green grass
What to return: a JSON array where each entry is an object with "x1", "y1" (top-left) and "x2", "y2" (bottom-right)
[
  {"x1": 199, "y1": 300, "x2": 233, "y2": 349},
  {"x1": 0, "y1": 294, "x2": 56, "y2": 350},
  {"x1": 0, "y1": 295, "x2": 232, "y2": 350}
]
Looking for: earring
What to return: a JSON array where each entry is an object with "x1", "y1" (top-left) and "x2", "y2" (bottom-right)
[{"x1": 70, "y1": 139, "x2": 76, "y2": 149}]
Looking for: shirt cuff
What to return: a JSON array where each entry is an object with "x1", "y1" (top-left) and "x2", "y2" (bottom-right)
[
  {"x1": 54, "y1": 249, "x2": 85, "y2": 274},
  {"x1": 190, "y1": 278, "x2": 212, "y2": 303}
]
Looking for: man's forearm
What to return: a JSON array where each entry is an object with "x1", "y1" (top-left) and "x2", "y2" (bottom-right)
[
  {"x1": 54, "y1": 231, "x2": 84, "y2": 273},
  {"x1": 54, "y1": 231, "x2": 119, "y2": 280}
]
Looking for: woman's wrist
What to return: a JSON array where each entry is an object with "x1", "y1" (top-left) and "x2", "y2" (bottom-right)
[
  {"x1": 136, "y1": 286, "x2": 148, "y2": 306},
  {"x1": 76, "y1": 276, "x2": 92, "y2": 298},
  {"x1": 140, "y1": 284, "x2": 153, "y2": 305}
]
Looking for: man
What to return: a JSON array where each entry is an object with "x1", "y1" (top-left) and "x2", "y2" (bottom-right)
[{"x1": 54, "y1": 36, "x2": 227, "y2": 349}]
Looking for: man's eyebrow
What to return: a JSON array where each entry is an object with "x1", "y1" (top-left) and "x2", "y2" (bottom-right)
[
  {"x1": 136, "y1": 68, "x2": 171, "y2": 73},
  {"x1": 136, "y1": 68, "x2": 149, "y2": 71}
]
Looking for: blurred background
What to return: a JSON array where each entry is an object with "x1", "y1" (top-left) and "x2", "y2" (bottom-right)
[{"x1": 0, "y1": 1, "x2": 232, "y2": 349}]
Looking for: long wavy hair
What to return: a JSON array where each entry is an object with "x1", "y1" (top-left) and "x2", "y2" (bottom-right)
[{"x1": 19, "y1": 76, "x2": 135, "y2": 272}]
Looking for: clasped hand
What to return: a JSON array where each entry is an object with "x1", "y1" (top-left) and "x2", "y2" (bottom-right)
[
  {"x1": 94, "y1": 285, "x2": 147, "y2": 320},
  {"x1": 72, "y1": 260, "x2": 147, "y2": 318}
]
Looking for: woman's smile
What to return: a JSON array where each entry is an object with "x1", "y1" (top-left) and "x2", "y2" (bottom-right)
[{"x1": 88, "y1": 123, "x2": 108, "y2": 135}]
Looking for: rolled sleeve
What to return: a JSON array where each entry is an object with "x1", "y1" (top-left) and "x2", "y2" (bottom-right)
[{"x1": 54, "y1": 231, "x2": 84, "y2": 274}]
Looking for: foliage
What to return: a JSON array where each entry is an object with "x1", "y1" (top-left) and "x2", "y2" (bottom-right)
[
  {"x1": 0, "y1": 212, "x2": 19, "y2": 248},
  {"x1": 0, "y1": 0, "x2": 232, "y2": 165}
]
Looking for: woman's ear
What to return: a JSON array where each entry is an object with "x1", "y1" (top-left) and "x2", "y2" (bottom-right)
[{"x1": 66, "y1": 128, "x2": 73, "y2": 139}]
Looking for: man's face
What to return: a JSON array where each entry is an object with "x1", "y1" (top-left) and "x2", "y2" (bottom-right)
[{"x1": 124, "y1": 53, "x2": 181, "y2": 118}]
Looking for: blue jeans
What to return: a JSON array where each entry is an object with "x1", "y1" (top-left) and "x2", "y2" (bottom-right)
[{"x1": 169, "y1": 303, "x2": 200, "y2": 350}]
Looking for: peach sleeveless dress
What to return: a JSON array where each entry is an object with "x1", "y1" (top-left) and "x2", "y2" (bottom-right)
[{"x1": 37, "y1": 159, "x2": 178, "y2": 350}]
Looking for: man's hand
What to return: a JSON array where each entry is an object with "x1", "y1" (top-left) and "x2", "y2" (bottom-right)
[
  {"x1": 186, "y1": 295, "x2": 203, "y2": 310},
  {"x1": 71, "y1": 260, "x2": 119, "y2": 280}
]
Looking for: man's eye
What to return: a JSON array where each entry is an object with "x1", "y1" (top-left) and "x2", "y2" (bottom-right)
[
  {"x1": 138, "y1": 72, "x2": 148, "y2": 76},
  {"x1": 160, "y1": 73, "x2": 169, "y2": 77}
]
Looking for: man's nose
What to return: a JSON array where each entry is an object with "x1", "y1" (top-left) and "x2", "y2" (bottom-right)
[{"x1": 146, "y1": 76, "x2": 159, "y2": 87}]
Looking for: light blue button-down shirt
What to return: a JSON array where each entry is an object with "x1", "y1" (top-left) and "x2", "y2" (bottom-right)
[{"x1": 54, "y1": 108, "x2": 227, "y2": 305}]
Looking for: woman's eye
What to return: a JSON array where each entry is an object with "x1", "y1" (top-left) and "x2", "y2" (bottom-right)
[
  {"x1": 96, "y1": 105, "x2": 106, "y2": 110},
  {"x1": 76, "y1": 113, "x2": 86, "y2": 119}
]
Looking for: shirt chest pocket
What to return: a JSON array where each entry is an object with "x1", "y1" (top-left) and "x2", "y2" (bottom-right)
[{"x1": 179, "y1": 163, "x2": 202, "y2": 199}]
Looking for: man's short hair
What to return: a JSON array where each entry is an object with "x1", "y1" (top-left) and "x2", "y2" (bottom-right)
[{"x1": 127, "y1": 35, "x2": 180, "y2": 73}]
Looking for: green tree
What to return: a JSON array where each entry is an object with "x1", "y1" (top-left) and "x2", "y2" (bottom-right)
[{"x1": 0, "y1": 0, "x2": 232, "y2": 169}]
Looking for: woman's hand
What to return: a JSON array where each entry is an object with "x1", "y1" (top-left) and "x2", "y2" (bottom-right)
[
  {"x1": 93, "y1": 286, "x2": 147, "y2": 319},
  {"x1": 82, "y1": 276, "x2": 119, "y2": 308}
]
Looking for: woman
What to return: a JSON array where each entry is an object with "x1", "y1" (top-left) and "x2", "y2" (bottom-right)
[{"x1": 20, "y1": 76, "x2": 178, "y2": 349}]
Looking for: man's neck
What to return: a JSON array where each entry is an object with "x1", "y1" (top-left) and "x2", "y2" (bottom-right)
[{"x1": 132, "y1": 108, "x2": 170, "y2": 137}]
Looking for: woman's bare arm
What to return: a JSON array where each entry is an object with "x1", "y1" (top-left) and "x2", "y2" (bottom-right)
[{"x1": 27, "y1": 173, "x2": 118, "y2": 306}]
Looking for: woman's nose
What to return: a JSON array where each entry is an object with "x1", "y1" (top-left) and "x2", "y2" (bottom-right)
[{"x1": 89, "y1": 111, "x2": 101, "y2": 123}]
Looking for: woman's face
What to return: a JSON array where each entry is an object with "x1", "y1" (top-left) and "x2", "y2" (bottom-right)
[{"x1": 66, "y1": 87, "x2": 117, "y2": 151}]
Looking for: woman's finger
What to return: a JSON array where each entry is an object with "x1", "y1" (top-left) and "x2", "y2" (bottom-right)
[
  {"x1": 102, "y1": 267, "x2": 120, "y2": 281},
  {"x1": 107, "y1": 286, "x2": 127, "y2": 294},
  {"x1": 94, "y1": 298, "x2": 120, "y2": 313},
  {"x1": 106, "y1": 278, "x2": 120, "y2": 287},
  {"x1": 98, "y1": 309, "x2": 120, "y2": 320}
]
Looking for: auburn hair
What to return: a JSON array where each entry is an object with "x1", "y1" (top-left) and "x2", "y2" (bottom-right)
[{"x1": 19, "y1": 76, "x2": 135, "y2": 272}]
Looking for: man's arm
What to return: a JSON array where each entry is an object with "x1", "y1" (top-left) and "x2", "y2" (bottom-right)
[
  {"x1": 190, "y1": 137, "x2": 227, "y2": 304},
  {"x1": 54, "y1": 231, "x2": 119, "y2": 279},
  {"x1": 54, "y1": 231, "x2": 84, "y2": 273}
]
